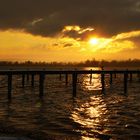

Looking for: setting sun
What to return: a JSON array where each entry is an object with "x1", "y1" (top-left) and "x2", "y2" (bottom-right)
[{"x1": 89, "y1": 38, "x2": 99, "y2": 45}]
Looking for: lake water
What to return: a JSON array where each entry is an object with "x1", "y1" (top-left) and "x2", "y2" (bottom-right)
[{"x1": 0, "y1": 67, "x2": 140, "y2": 140}]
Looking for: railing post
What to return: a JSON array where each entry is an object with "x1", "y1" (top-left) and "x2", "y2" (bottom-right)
[
  {"x1": 72, "y1": 72, "x2": 77, "y2": 97},
  {"x1": 8, "y1": 74, "x2": 12, "y2": 100},
  {"x1": 39, "y1": 73, "x2": 45, "y2": 98},
  {"x1": 22, "y1": 74, "x2": 25, "y2": 88},
  {"x1": 101, "y1": 72, "x2": 105, "y2": 94},
  {"x1": 124, "y1": 72, "x2": 128, "y2": 94}
]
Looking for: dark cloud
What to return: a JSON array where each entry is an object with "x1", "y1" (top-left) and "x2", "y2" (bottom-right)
[
  {"x1": 63, "y1": 43, "x2": 73, "y2": 47},
  {"x1": 0, "y1": 0, "x2": 140, "y2": 38}
]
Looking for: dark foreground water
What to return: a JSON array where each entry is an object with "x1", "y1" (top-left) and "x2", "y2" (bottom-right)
[{"x1": 0, "y1": 67, "x2": 140, "y2": 140}]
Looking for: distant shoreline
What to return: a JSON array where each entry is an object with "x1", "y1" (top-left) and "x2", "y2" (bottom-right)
[{"x1": 0, "y1": 59, "x2": 140, "y2": 68}]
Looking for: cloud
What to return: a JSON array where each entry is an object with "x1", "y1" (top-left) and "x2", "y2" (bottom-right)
[{"x1": 0, "y1": 0, "x2": 140, "y2": 38}]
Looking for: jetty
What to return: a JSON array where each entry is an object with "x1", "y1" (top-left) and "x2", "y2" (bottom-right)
[{"x1": 0, "y1": 69, "x2": 140, "y2": 100}]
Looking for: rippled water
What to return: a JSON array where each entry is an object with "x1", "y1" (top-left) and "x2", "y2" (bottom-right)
[{"x1": 0, "y1": 67, "x2": 140, "y2": 140}]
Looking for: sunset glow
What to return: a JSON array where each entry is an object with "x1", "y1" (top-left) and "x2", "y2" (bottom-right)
[
  {"x1": 0, "y1": 29, "x2": 139, "y2": 62},
  {"x1": 89, "y1": 38, "x2": 99, "y2": 45}
]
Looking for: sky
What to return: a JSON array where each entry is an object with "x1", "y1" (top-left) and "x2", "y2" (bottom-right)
[{"x1": 0, "y1": 0, "x2": 140, "y2": 62}]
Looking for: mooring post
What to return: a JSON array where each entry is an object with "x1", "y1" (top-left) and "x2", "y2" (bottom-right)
[
  {"x1": 129, "y1": 73, "x2": 132, "y2": 82},
  {"x1": 124, "y1": 72, "x2": 128, "y2": 94},
  {"x1": 65, "y1": 73, "x2": 68, "y2": 85},
  {"x1": 72, "y1": 72, "x2": 77, "y2": 97},
  {"x1": 113, "y1": 69, "x2": 117, "y2": 78},
  {"x1": 110, "y1": 73, "x2": 113, "y2": 85},
  {"x1": 137, "y1": 70, "x2": 140, "y2": 82},
  {"x1": 31, "y1": 73, "x2": 35, "y2": 87},
  {"x1": 90, "y1": 69, "x2": 92, "y2": 84},
  {"x1": 27, "y1": 73, "x2": 29, "y2": 82},
  {"x1": 101, "y1": 72, "x2": 105, "y2": 94},
  {"x1": 8, "y1": 74, "x2": 12, "y2": 100},
  {"x1": 59, "y1": 74, "x2": 62, "y2": 81},
  {"x1": 39, "y1": 73, "x2": 45, "y2": 98},
  {"x1": 22, "y1": 74, "x2": 25, "y2": 88}
]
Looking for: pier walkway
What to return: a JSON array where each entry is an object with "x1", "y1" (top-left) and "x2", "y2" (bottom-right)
[{"x1": 0, "y1": 69, "x2": 139, "y2": 100}]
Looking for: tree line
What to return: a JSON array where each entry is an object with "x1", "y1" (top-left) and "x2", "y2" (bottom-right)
[{"x1": 0, "y1": 59, "x2": 140, "y2": 67}]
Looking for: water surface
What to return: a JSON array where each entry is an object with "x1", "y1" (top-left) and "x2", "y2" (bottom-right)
[{"x1": 0, "y1": 67, "x2": 140, "y2": 140}]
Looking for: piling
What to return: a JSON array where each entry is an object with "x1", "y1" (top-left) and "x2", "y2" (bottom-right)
[
  {"x1": 8, "y1": 74, "x2": 12, "y2": 100},
  {"x1": 110, "y1": 73, "x2": 113, "y2": 85},
  {"x1": 129, "y1": 73, "x2": 132, "y2": 82},
  {"x1": 89, "y1": 69, "x2": 92, "y2": 84},
  {"x1": 65, "y1": 73, "x2": 68, "y2": 85},
  {"x1": 27, "y1": 74, "x2": 29, "y2": 82},
  {"x1": 137, "y1": 70, "x2": 140, "y2": 82},
  {"x1": 59, "y1": 74, "x2": 62, "y2": 81},
  {"x1": 39, "y1": 73, "x2": 45, "y2": 98},
  {"x1": 124, "y1": 73, "x2": 128, "y2": 94},
  {"x1": 31, "y1": 73, "x2": 35, "y2": 87},
  {"x1": 22, "y1": 74, "x2": 25, "y2": 87},
  {"x1": 101, "y1": 73, "x2": 105, "y2": 94},
  {"x1": 72, "y1": 72, "x2": 77, "y2": 97}
]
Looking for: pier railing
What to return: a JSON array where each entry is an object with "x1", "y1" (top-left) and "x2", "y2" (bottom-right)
[{"x1": 0, "y1": 70, "x2": 140, "y2": 100}]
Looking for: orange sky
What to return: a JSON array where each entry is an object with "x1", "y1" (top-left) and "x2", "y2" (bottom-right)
[
  {"x1": 0, "y1": 1, "x2": 140, "y2": 62},
  {"x1": 0, "y1": 27, "x2": 140, "y2": 62}
]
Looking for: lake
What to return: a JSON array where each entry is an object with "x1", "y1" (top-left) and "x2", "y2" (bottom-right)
[{"x1": 0, "y1": 67, "x2": 140, "y2": 140}]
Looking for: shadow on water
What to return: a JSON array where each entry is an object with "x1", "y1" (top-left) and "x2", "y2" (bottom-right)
[{"x1": 0, "y1": 68, "x2": 140, "y2": 139}]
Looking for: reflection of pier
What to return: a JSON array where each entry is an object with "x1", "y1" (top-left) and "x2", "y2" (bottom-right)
[{"x1": 0, "y1": 70, "x2": 140, "y2": 100}]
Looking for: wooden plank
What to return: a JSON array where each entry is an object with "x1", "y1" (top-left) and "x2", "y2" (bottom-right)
[{"x1": 0, "y1": 70, "x2": 140, "y2": 75}]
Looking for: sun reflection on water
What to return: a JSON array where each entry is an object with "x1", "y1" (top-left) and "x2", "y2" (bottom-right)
[
  {"x1": 80, "y1": 67, "x2": 102, "y2": 91},
  {"x1": 71, "y1": 95, "x2": 108, "y2": 139},
  {"x1": 71, "y1": 67, "x2": 109, "y2": 139}
]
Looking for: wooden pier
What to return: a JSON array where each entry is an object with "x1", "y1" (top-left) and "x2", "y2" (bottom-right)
[{"x1": 0, "y1": 69, "x2": 140, "y2": 100}]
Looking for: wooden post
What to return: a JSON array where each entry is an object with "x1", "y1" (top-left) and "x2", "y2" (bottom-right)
[
  {"x1": 65, "y1": 73, "x2": 68, "y2": 85},
  {"x1": 114, "y1": 69, "x2": 117, "y2": 78},
  {"x1": 89, "y1": 69, "x2": 92, "y2": 84},
  {"x1": 124, "y1": 73, "x2": 128, "y2": 94},
  {"x1": 110, "y1": 73, "x2": 113, "y2": 85},
  {"x1": 31, "y1": 73, "x2": 35, "y2": 87},
  {"x1": 137, "y1": 70, "x2": 140, "y2": 82},
  {"x1": 59, "y1": 74, "x2": 62, "y2": 81},
  {"x1": 101, "y1": 73, "x2": 105, "y2": 94},
  {"x1": 129, "y1": 73, "x2": 132, "y2": 82},
  {"x1": 39, "y1": 73, "x2": 45, "y2": 98},
  {"x1": 114, "y1": 73, "x2": 117, "y2": 78},
  {"x1": 72, "y1": 73, "x2": 77, "y2": 97},
  {"x1": 27, "y1": 74, "x2": 29, "y2": 82},
  {"x1": 22, "y1": 74, "x2": 25, "y2": 88},
  {"x1": 8, "y1": 74, "x2": 12, "y2": 100}
]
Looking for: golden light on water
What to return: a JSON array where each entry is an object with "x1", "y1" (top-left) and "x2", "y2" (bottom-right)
[
  {"x1": 82, "y1": 67, "x2": 102, "y2": 91},
  {"x1": 71, "y1": 67, "x2": 108, "y2": 139}
]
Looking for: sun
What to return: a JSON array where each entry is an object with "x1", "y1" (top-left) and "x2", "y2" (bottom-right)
[{"x1": 89, "y1": 38, "x2": 99, "y2": 45}]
